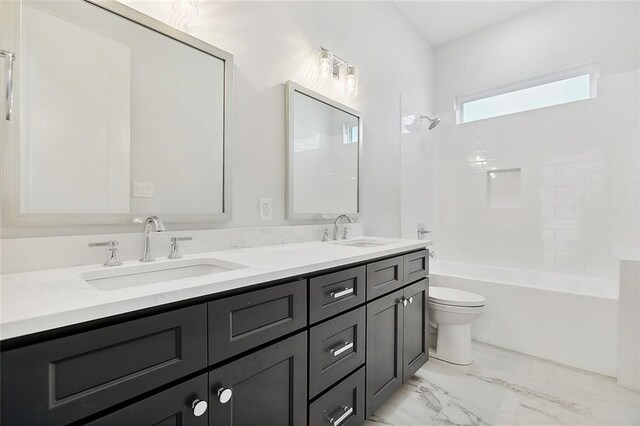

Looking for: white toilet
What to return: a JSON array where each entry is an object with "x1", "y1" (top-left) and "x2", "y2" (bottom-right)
[{"x1": 428, "y1": 287, "x2": 486, "y2": 365}]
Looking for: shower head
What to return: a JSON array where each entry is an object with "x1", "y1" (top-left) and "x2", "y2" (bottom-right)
[{"x1": 419, "y1": 115, "x2": 440, "y2": 130}]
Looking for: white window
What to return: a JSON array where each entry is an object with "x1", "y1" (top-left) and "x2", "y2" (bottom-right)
[
  {"x1": 456, "y1": 64, "x2": 598, "y2": 124},
  {"x1": 343, "y1": 122, "x2": 359, "y2": 144}
]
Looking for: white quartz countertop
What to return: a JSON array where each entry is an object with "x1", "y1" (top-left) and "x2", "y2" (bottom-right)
[{"x1": 0, "y1": 237, "x2": 428, "y2": 340}]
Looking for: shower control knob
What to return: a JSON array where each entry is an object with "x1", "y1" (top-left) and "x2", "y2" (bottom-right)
[
  {"x1": 191, "y1": 399, "x2": 208, "y2": 416},
  {"x1": 218, "y1": 387, "x2": 232, "y2": 403}
]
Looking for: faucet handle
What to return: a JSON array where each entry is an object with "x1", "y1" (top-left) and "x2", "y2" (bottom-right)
[
  {"x1": 417, "y1": 223, "x2": 431, "y2": 240},
  {"x1": 320, "y1": 227, "x2": 329, "y2": 242},
  {"x1": 89, "y1": 240, "x2": 123, "y2": 267},
  {"x1": 168, "y1": 236, "x2": 192, "y2": 259},
  {"x1": 342, "y1": 225, "x2": 351, "y2": 240}
]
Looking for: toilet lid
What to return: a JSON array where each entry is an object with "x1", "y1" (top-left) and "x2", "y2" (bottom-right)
[{"x1": 429, "y1": 287, "x2": 485, "y2": 307}]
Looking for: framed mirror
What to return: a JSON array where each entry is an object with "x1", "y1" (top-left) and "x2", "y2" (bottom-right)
[
  {"x1": 285, "y1": 81, "x2": 362, "y2": 220},
  {"x1": 0, "y1": 0, "x2": 233, "y2": 227}
]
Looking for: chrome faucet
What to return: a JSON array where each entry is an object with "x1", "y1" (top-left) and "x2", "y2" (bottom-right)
[
  {"x1": 140, "y1": 216, "x2": 165, "y2": 262},
  {"x1": 333, "y1": 214, "x2": 353, "y2": 240}
]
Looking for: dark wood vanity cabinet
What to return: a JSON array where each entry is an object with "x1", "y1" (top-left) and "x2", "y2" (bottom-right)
[{"x1": 0, "y1": 247, "x2": 428, "y2": 426}]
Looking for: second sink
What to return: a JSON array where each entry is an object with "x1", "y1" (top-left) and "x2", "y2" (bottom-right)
[{"x1": 330, "y1": 239, "x2": 391, "y2": 248}]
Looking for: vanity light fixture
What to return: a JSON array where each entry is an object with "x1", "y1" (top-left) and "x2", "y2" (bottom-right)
[
  {"x1": 318, "y1": 46, "x2": 358, "y2": 97},
  {"x1": 171, "y1": 0, "x2": 199, "y2": 21}
]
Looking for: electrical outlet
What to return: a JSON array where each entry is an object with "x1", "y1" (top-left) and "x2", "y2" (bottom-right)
[
  {"x1": 259, "y1": 198, "x2": 273, "y2": 221},
  {"x1": 133, "y1": 182, "x2": 155, "y2": 198}
]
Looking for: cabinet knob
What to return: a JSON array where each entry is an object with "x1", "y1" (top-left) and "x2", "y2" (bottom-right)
[
  {"x1": 399, "y1": 298, "x2": 408, "y2": 306},
  {"x1": 191, "y1": 399, "x2": 208, "y2": 416},
  {"x1": 218, "y1": 387, "x2": 233, "y2": 403}
]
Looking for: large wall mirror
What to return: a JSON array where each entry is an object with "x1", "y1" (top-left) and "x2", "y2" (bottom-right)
[
  {"x1": 0, "y1": 0, "x2": 232, "y2": 227},
  {"x1": 285, "y1": 81, "x2": 361, "y2": 220}
]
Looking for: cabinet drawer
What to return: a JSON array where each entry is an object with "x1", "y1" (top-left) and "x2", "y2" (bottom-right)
[
  {"x1": 208, "y1": 281, "x2": 307, "y2": 364},
  {"x1": 309, "y1": 366, "x2": 365, "y2": 426},
  {"x1": 366, "y1": 256, "x2": 404, "y2": 300},
  {"x1": 404, "y1": 250, "x2": 429, "y2": 284},
  {"x1": 1, "y1": 304, "x2": 207, "y2": 425},
  {"x1": 309, "y1": 307, "x2": 366, "y2": 398},
  {"x1": 87, "y1": 375, "x2": 208, "y2": 426},
  {"x1": 309, "y1": 266, "x2": 366, "y2": 324},
  {"x1": 208, "y1": 331, "x2": 307, "y2": 426}
]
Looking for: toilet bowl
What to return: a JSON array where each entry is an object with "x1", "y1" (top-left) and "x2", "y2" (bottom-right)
[{"x1": 428, "y1": 286, "x2": 485, "y2": 365}]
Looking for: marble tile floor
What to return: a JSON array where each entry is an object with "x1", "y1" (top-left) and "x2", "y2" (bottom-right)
[{"x1": 366, "y1": 342, "x2": 640, "y2": 426}]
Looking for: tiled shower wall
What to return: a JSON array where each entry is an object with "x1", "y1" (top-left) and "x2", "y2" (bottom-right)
[{"x1": 431, "y1": 2, "x2": 639, "y2": 277}]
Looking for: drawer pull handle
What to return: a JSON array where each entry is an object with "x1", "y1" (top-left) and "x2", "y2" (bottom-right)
[
  {"x1": 330, "y1": 287, "x2": 354, "y2": 299},
  {"x1": 191, "y1": 399, "x2": 208, "y2": 416},
  {"x1": 329, "y1": 341, "x2": 353, "y2": 357},
  {"x1": 326, "y1": 405, "x2": 354, "y2": 426},
  {"x1": 218, "y1": 387, "x2": 233, "y2": 403}
]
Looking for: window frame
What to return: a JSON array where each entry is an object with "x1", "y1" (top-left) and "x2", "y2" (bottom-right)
[{"x1": 455, "y1": 63, "x2": 599, "y2": 124}]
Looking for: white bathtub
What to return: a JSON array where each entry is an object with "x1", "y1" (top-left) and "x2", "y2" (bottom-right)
[{"x1": 430, "y1": 260, "x2": 618, "y2": 377}]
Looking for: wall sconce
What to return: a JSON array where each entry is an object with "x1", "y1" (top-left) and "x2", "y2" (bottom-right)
[
  {"x1": 318, "y1": 46, "x2": 358, "y2": 97},
  {"x1": 171, "y1": 0, "x2": 199, "y2": 21}
]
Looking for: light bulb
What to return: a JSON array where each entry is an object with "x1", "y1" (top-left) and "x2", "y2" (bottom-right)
[
  {"x1": 318, "y1": 48, "x2": 333, "y2": 80},
  {"x1": 172, "y1": 0, "x2": 198, "y2": 21},
  {"x1": 344, "y1": 66, "x2": 358, "y2": 97}
]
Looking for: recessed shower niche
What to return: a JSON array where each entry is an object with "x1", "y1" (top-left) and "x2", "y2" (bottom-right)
[{"x1": 487, "y1": 168, "x2": 521, "y2": 208}]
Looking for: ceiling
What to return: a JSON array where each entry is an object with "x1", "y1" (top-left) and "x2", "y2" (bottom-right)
[{"x1": 395, "y1": 1, "x2": 547, "y2": 47}]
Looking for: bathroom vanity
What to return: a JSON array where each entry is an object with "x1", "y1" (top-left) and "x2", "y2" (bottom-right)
[{"x1": 0, "y1": 240, "x2": 429, "y2": 425}]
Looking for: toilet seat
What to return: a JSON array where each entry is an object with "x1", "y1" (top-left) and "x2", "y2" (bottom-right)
[{"x1": 429, "y1": 287, "x2": 485, "y2": 307}]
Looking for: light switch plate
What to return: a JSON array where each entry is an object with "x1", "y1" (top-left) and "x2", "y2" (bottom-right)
[
  {"x1": 133, "y1": 183, "x2": 155, "y2": 198},
  {"x1": 260, "y1": 198, "x2": 273, "y2": 221}
]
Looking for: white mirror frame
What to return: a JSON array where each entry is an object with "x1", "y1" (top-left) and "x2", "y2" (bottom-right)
[
  {"x1": 285, "y1": 81, "x2": 362, "y2": 220},
  {"x1": 0, "y1": 0, "x2": 233, "y2": 227}
]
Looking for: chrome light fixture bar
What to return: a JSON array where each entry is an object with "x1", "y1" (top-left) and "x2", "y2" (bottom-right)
[{"x1": 318, "y1": 46, "x2": 358, "y2": 97}]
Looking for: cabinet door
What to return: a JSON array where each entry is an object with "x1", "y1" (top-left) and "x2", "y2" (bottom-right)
[
  {"x1": 365, "y1": 289, "x2": 404, "y2": 418},
  {"x1": 1, "y1": 304, "x2": 207, "y2": 425},
  {"x1": 87, "y1": 375, "x2": 208, "y2": 426},
  {"x1": 208, "y1": 280, "x2": 307, "y2": 364},
  {"x1": 208, "y1": 332, "x2": 307, "y2": 426},
  {"x1": 402, "y1": 279, "x2": 429, "y2": 382}
]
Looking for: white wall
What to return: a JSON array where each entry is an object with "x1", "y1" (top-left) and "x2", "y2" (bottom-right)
[
  {"x1": 1, "y1": 0, "x2": 434, "y2": 238},
  {"x1": 431, "y1": 1, "x2": 639, "y2": 277}
]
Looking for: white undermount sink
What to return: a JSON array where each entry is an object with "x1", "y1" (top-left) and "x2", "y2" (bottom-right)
[
  {"x1": 82, "y1": 258, "x2": 247, "y2": 291},
  {"x1": 330, "y1": 239, "x2": 391, "y2": 248}
]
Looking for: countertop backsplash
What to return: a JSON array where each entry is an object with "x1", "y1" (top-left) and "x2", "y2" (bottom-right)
[{"x1": 0, "y1": 223, "x2": 363, "y2": 274}]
